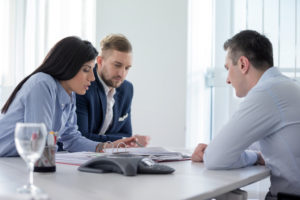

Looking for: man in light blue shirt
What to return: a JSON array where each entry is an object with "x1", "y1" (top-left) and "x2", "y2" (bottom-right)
[{"x1": 192, "y1": 30, "x2": 300, "y2": 198}]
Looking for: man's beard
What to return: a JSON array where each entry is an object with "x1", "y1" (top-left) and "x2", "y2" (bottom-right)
[{"x1": 101, "y1": 75, "x2": 122, "y2": 88}]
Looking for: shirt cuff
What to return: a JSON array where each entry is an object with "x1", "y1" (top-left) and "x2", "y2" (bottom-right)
[
  {"x1": 80, "y1": 139, "x2": 99, "y2": 152},
  {"x1": 245, "y1": 150, "x2": 258, "y2": 165}
]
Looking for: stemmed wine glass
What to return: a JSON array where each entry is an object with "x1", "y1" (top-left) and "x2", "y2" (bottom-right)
[{"x1": 14, "y1": 122, "x2": 47, "y2": 196}]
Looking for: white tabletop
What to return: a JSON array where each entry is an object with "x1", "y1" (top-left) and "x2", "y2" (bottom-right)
[{"x1": 0, "y1": 157, "x2": 270, "y2": 200}]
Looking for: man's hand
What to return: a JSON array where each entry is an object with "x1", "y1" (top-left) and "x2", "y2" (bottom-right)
[
  {"x1": 191, "y1": 143, "x2": 208, "y2": 162},
  {"x1": 256, "y1": 152, "x2": 265, "y2": 165},
  {"x1": 134, "y1": 134, "x2": 150, "y2": 147},
  {"x1": 112, "y1": 137, "x2": 138, "y2": 148}
]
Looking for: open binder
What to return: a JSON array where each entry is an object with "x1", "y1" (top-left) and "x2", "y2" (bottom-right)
[
  {"x1": 56, "y1": 147, "x2": 191, "y2": 166},
  {"x1": 103, "y1": 147, "x2": 191, "y2": 162}
]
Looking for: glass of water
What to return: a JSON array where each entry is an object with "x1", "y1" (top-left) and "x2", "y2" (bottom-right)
[{"x1": 14, "y1": 122, "x2": 47, "y2": 196}]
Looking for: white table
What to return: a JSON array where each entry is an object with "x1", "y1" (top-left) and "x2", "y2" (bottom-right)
[{"x1": 0, "y1": 158, "x2": 270, "y2": 200}]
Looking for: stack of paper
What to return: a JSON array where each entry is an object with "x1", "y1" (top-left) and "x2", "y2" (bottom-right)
[
  {"x1": 56, "y1": 147, "x2": 191, "y2": 165},
  {"x1": 56, "y1": 152, "x2": 109, "y2": 165}
]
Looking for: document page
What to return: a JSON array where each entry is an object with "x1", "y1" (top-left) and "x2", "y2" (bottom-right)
[{"x1": 56, "y1": 152, "x2": 109, "y2": 165}]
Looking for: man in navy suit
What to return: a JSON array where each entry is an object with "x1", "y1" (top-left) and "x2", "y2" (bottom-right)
[{"x1": 76, "y1": 34, "x2": 149, "y2": 146}]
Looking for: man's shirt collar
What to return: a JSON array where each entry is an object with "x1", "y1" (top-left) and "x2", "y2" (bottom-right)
[{"x1": 97, "y1": 71, "x2": 116, "y2": 96}]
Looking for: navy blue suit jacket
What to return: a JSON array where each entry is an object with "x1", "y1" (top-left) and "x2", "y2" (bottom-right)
[{"x1": 76, "y1": 66, "x2": 133, "y2": 142}]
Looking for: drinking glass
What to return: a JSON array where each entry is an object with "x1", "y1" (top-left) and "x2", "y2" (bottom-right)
[{"x1": 14, "y1": 122, "x2": 47, "y2": 196}]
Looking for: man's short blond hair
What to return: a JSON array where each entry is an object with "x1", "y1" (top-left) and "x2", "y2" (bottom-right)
[{"x1": 100, "y1": 34, "x2": 132, "y2": 57}]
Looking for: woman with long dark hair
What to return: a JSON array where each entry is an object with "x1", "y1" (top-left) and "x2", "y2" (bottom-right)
[{"x1": 0, "y1": 36, "x2": 136, "y2": 156}]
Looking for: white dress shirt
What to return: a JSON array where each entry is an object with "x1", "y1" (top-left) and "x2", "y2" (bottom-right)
[
  {"x1": 204, "y1": 67, "x2": 300, "y2": 196},
  {"x1": 97, "y1": 73, "x2": 116, "y2": 135}
]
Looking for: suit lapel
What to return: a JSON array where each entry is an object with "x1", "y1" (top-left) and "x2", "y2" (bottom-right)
[{"x1": 94, "y1": 66, "x2": 107, "y2": 132}]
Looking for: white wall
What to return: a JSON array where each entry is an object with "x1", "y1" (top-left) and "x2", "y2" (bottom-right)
[{"x1": 95, "y1": 0, "x2": 188, "y2": 147}]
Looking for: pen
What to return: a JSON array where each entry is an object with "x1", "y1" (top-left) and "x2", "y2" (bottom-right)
[
  {"x1": 47, "y1": 131, "x2": 58, "y2": 146},
  {"x1": 47, "y1": 131, "x2": 54, "y2": 146},
  {"x1": 123, "y1": 136, "x2": 144, "y2": 147},
  {"x1": 135, "y1": 140, "x2": 144, "y2": 147}
]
